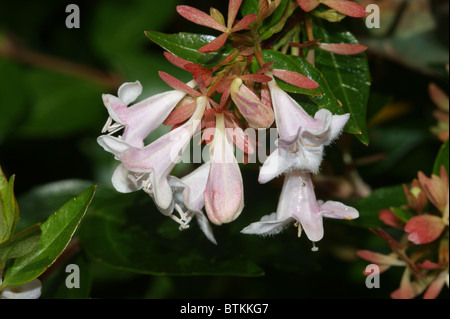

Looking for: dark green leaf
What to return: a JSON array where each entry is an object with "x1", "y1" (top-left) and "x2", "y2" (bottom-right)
[
  {"x1": 16, "y1": 180, "x2": 94, "y2": 233},
  {"x1": 145, "y1": 31, "x2": 235, "y2": 68},
  {"x1": 433, "y1": 138, "x2": 449, "y2": 175},
  {"x1": 313, "y1": 18, "x2": 371, "y2": 145},
  {"x1": 1, "y1": 186, "x2": 96, "y2": 288},
  {"x1": 79, "y1": 201, "x2": 264, "y2": 277},
  {"x1": 0, "y1": 224, "x2": 41, "y2": 269},
  {"x1": 350, "y1": 185, "x2": 407, "y2": 228},
  {"x1": 262, "y1": 50, "x2": 323, "y2": 96},
  {"x1": 240, "y1": 0, "x2": 259, "y2": 16}
]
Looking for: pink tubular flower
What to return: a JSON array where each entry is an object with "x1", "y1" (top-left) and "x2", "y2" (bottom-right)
[
  {"x1": 204, "y1": 113, "x2": 244, "y2": 226},
  {"x1": 258, "y1": 76, "x2": 350, "y2": 182},
  {"x1": 241, "y1": 170, "x2": 358, "y2": 245},
  {"x1": 98, "y1": 96, "x2": 207, "y2": 213},
  {"x1": 101, "y1": 80, "x2": 196, "y2": 148}
]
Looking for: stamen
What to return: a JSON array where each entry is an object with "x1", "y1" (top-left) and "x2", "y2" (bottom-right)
[
  {"x1": 174, "y1": 204, "x2": 192, "y2": 230},
  {"x1": 142, "y1": 178, "x2": 153, "y2": 194},
  {"x1": 102, "y1": 117, "x2": 113, "y2": 133},
  {"x1": 311, "y1": 242, "x2": 319, "y2": 252},
  {"x1": 294, "y1": 221, "x2": 302, "y2": 238},
  {"x1": 107, "y1": 123, "x2": 125, "y2": 135},
  {"x1": 102, "y1": 117, "x2": 125, "y2": 135}
]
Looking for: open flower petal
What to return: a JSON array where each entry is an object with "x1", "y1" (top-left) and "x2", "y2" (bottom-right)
[{"x1": 117, "y1": 81, "x2": 143, "y2": 105}]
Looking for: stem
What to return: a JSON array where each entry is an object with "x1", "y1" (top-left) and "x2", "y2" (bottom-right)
[
  {"x1": 0, "y1": 33, "x2": 123, "y2": 89},
  {"x1": 305, "y1": 16, "x2": 315, "y2": 66}
]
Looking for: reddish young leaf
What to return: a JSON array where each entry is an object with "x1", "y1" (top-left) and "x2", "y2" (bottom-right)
[
  {"x1": 417, "y1": 260, "x2": 445, "y2": 270},
  {"x1": 164, "y1": 101, "x2": 197, "y2": 126},
  {"x1": 357, "y1": 250, "x2": 405, "y2": 267},
  {"x1": 429, "y1": 83, "x2": 449, "y2": 111},
  {"x1": 379, "y1": 209, "x2": 404, "y2": 229},
  {"x1": 296, "y1": 0, "x2": 320, "y2": 12},
  {"x1": 418, "y1": 167, "x2": 449, "y2": 213},
  {"x1": 185, "y1": 63, "x2": 213, "y2": 87},
  {"x1": 391, "y1": 268, "x2": 414, "y2": 299},
  {"x1": 163, "y1": 52, "x2": 190, "y2": 70},
  {"x1": 321, "y1": 0, "x2": 366, "y2": 18},
  {"x1": 272, "y1": 69, "x2": 319, "y2": 89},
  {"x1": 198, "y1": 32, "x2": 230, "y2": 53},
  {"x1": 176, "y1": 5, "x2": 227, "y2": 32},
  {"x1": 238, "y1": 74, "x2": 272, "y2": 83},
  {"x1": 228, "y1": 0, "x2": 243, "y2": 28},
  {"x1": 289, "y1": 39, "x2": 321, "y2": 49},
  {"x1": 317, "y1": 43, "x2": 367, "y2": 55},
  {"x1": 231, "y1": 14, "x2": 257, "y2": 32},
  {"x1": 158, "y1": 71, "x2": 201, "y2": 97},
  {"x1": 423, "y1": 271, "x2": 448, "y2": 299},
  {"x1": 404, "y1": 215, "x2": 446, "y2": 245}
]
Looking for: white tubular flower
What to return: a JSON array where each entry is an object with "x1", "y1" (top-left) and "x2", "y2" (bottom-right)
[
  {"x1": 242, "y1": 75, "x2": 359, "y2": 247},
  {"x1": 99, "y1": 96, "x2": 207, "y2": 213},
  {"x1": 242, "y1": 170, "x2": 359, "y2": 246},
  {"x1": 0, "y1": 279, "x2": 42, "y2": 299},
  {"x1": 101, "y1": 80, "x2": 196, "y2": 148},
  {"x1": 259, "y1": 77, "x2": 349, "y2": 183}
]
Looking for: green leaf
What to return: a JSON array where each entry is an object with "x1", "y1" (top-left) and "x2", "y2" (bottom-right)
[
  {"x1": 79, "y1": 200, "x2": 264, "y2": 277},
  {"x1": 240, "y1": 0, "x2": 259, "y2": 16},
  {"x1": 313, "y1": 18, "x2": 371, "y2": 145},
  {"x1": 0, "y1": 224, "x2": 41, "y2": 269},
  {"x1": 262, "y1": 50, "x2": 323, "y2": 96},
  {"x1": 16, "y1": 179, "x2": 95, "y2": 233},
  {"x1": 145, "y1": 31, "x2": 235, "y2": 68},
  {"x1": 0, "y1": 167, "x2": 19, "y2": 243},
  {"x1": 350, "y1": 185, "x2": 407, "y2": 228},
  {"x1": 1, "y1": 186, "x2": 96, "y2": 288},
  {"x1": 390, "y1": 207, "x2": 415, "y2": 223},
  {"x1": 241, "y1": 0, "x2": 290, "y2": 39},
  {"x1": 433, "y1": 138, "x2": 449, "y2": 175}
]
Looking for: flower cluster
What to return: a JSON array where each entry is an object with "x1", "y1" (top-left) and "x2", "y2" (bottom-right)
[
  {"x1": 97, "y1": 0, "x2": 364, "y2": 246},
  {"x1": 358, "y1": 166, "x2": 449, "y2": 299}
]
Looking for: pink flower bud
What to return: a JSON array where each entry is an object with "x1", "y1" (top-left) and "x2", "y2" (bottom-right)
[
  {"x1": 230, "y1": 77, "x2": 275, "y2": 129},
  {"x1": 204, "y1": 113, "x2": 244, "y2": 225}
]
